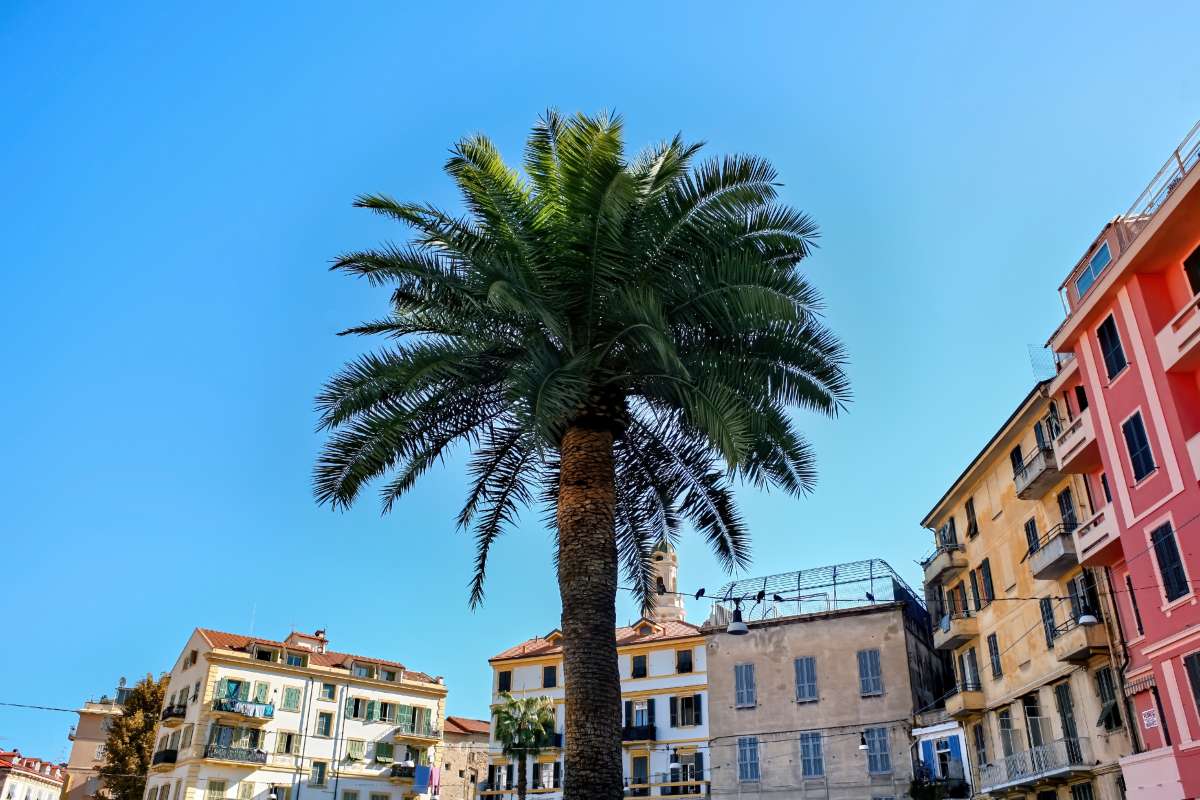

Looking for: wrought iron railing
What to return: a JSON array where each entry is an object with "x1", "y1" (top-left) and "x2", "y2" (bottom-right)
[
  {"x1": 1013, "y1": 445, "x2": 1055, "y2": 483},
  {"x1": 211, "y1": 698, "x2": 274, "y2": 719},
  {"x1": 394, "y1": 721, "x2": 439, "y2": 738},
  {"x1": 978, "y1": 737, "x2": 1092, "y2": 792},
  {"x1": 151, "y1": 749, "x2": 177, "y2": 766},
  {"x1": 1026, "y1": 520, "x2": 1079, "y2": 558},
  {"x1": 202, "y1": 744, "x2": 267, "y2": 764},
  {"x1": 620, "y1": 724, "x2": 656, "y2": 742},
  {"x1": 160, "y1": 703, "x2": 187, "y2": 721}
]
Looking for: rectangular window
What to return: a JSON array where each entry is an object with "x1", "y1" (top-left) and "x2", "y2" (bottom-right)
[
  {"x1": 345, "y1": 739, "x2": 364, "y2": 761},
  {"x1": 1151, "y1": 523, "x2": 1189, "y2": 602},
  {"x1": 987, "y1": 633, "x2": 1002, "y2": 678},
  {"x1": 631, "y1": 654, "x2": 647, "y2": 679},
  {"x1": 380, "y1": 669, "x2": 396, "y2": 682},
  {"x1": 368, "y1": 794, "x2": 387, "y2": 800},
  {"x1": 497, "y1": 670, "x2": 512, "y2": 693},
  {"x1": 736, "y1": 737, "x2": 759, "y2": 781},
  {"x1": 281, "y1": 687, "x2": 301, "y2": 712},
  {"x1": 969, "y1": 571, "x2": 982, "y2": 611},
  {"x1": 375, "y1": 742, "x2": 394, "y2": 763},
  {"x1": 1075, "y1": 242, "x2": 1112, "y2": 298},
  {"x1": 275, "y1": 731, "x2": 298, "y2": 755},
  {"x1": 865, "y1": 728, "x2": 891, "y2": 774},
  {"x1": 379, "y1": 702, "x2": 397, "y2": 722},
  {"x1": 206, "y1": 782, "x2": 225, "y2": 800},
  {"x1": 1009, "y1": 446, "x2": 1024, "y2": 478},
  {"x1": 1040, "y1": 598, "x2": 1057, "y2": 648},
  {"x1": 858, "y1": 649, "x2": 883, "y2": 696},
  {"x1": 965, "y1": 498, "x2": 978, "y2": 538},
  {"x1": 352, "y1": 664, "x2": 372, "y2": 679},
  {"x1": 980, "y1": 559, "x2": 995, "y2": 602},
  {"x1": 972, "y1": 723, "x2": 988, "y2": 771},
  {"x1": 1101, "y1": 473, "x2": 1112, "y2": 503},
  {"x1": 799, "y1": 732, "x2": 823, "y2": 777},
  {"x1": 676, "y1": 649, "x2": 693, "y2": 674},
  {"x1": 542, "y1": 665, "x2": 557, "y2": 688},
  {"x1": 343, "y1": 792, "x2": 358, "y2": 800},
  {"x1": 672, "y1": 694, "x2": 702, "y2": 727},
  {"x1": 1123, "y1": 413, "x2": 1156, "y2": 481},
  {"x1": 1095, "y1": 667, "x2": 1123, "y2": 731},
  {"x1": 347, "y1": 697, "x2": 366, "y2": 719},
  {"x1": 310, "y1": 762, "x2": 327, "y2": 787},
  {"x1": 315, "y1": 712, "x2": 333, "y2": 737},
  {"x1": 1184, "y1": 653, "x2": 1200, "y2": 722},
  {"x1": 320, "y1": 683, "x2": 336, "y2": 701},
  {"x1": 794, "y1": 656, "x2": 818, "y2": 702},
  {"x1": 1070, "y1": 783, "x2": 1096, "y2": 800},
  {"x1": 1024, "y1": 518, "x2": 1040, "y2": 554},
  {"x1": 1125, "y1": 575, "x2": 1145, "y2": 635},
  {"x1": 236, "y1": 783, "x2": 252, "y2": 800},
  {"x1": 734, "y1": 664, "x2": 757, "y2": 707},
  {"x1": 1185, "y1": 245, "x2": 1200, "y2": 296},
  {"x1": 286, "y1": 653, "x2": 304, "y2": 668},
  {"x1": 1098, "y1": 315, "x2": 1128, "y2": 379}
]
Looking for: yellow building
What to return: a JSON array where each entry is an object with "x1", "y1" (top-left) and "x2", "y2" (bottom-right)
[
  {"x1": 484, "y1": 541, "x2": 709, "y2": 797},
  {"x1": 920, "y1": 382, "x2": 1133, "y2": 800}
]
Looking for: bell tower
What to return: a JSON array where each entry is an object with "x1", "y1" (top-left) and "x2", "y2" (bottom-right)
[{"x1": 650, "y1": 539, "x2": 686, "y2": 623}]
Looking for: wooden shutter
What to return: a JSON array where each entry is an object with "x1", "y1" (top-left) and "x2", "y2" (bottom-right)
[
  {"x1": 553, "y1": 762, "x2": 561, "y2": 788},
  {"x1": 236, "y1": 681, "x2": 249, "y2": 701},
  {"x1": 647, "y1": 697, "x2": 655, "y2": 726},
  {"x1": 366, "y1": 700, "x2": 377, "y2": 721},
  {"x1": 487, "y1": 765, "x2": 495, "y2": 788},
  {"x1": 623, "y1": 700, "x2": 632, "y2": 726},
  {"x1": 215, "y1": 679, "x2": 228, "y2": 700},
  {"x1": 506, "y1": 764, "x2": 514, "y2": 787},
  {"x1": 345, "y1": 696, "x2": 355, "y2": 718},
  {"x1": 669, "y1": 697, "x2": 679, "y2": 727},
  {"x1": 694, "y1": 694, "x2": 702, "y2": 725}
]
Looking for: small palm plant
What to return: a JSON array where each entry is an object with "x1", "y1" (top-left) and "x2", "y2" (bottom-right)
[
  {"x1": 315, "y1": 110, "x2": 849, "y2": 799},
  {"x1": 492, "y1": 693, "x2": 556, "y2": 800}
]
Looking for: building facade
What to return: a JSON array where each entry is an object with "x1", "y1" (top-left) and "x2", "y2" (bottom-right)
[
  {"x1": 484, "y1": 541, "x2": 710, "y2": 797},
  {"x1": 143, "y1": 628, "x2": 447, "y2": 800},
  {"x1": 1045, "y1": 119, "x2": 1200, "y2": 799},
  {"x1": 920, "y1": 385, "x2": 1133, "y2": 799},
  {"x1": 63, "y1": 684, "x2": 131, "y2": 800},
  {"x1": 0, "y1": 752, "x2": 65, "y2": 800},
  {"x1": 439, "y1": 718, "x2": 489, "y2": 800},
  {"x1": 703, "y1": 560, "x2": 944, "y2": 800}
]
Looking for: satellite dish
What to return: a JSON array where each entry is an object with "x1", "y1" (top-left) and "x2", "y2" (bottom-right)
[{"x1": 118, "y1": 677, "x2": 127, "y2": 688}]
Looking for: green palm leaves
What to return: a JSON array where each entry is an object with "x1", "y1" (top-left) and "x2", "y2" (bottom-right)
[{"x1": 315, "y1": 110, "x2": 849, "y2": 609}]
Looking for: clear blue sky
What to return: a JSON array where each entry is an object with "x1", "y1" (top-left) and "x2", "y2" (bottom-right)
[{"x1": 2, "y1": 0, "x2": 1197, "y2": 761}]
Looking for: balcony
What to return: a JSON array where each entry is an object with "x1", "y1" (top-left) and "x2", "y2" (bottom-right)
[
  {"x1": 944, "y1": 683, "x2": 984, "y2": 720},
  {"x1": 1053, "y1": 412, "x2": 1101, "y2": 474},
  {"x1": 979, "y1": 737, "x2": 1094, "y2": 795},
  {"x1": 923, "y1": 544, "x2": 967, "y2": 585},
  {"x1": 933, "y1": 612, "x2": 978, "y2": 651},
  {"x1": 1054, "y1": 620, "x2": 1108, "y2": 663},
  {"x1": 1028, "y1": 523, "x2": 1079, "y2": 581},
  {"x1": 202, "y1": 744, "x2": 267, "y2": 765},
  {"x1": 1013, "y1": 445, "x2": 1062, "y2": 500},
  {"x1": 150, "y1": 750, "x2": 177, "y2": 769},
  {"x1": 621, "y1": 725, "x2": 656, "y2": 743},
  {"x1": 210, "y1": 698, "x2": 273, "y2": 723},
  {"x1": 1190, "y1": 432, "x2": 1200, "y2": 485},
  {"x1": 1157, "y1": 294, "x2": 1200, "y2": 373},
  {"x1": 160, "y1": 704, "x2": 187, "y2": 726},
  {"x1": 1073, "y1": 507, "x2": 1122, "y2": 566},
  {"x1": 389, "y1": 764, "x2": 415, "y2": 782},
  {"x1": 547, "y1": 732, "x2": 564, "y2": 749},
  {"x1": 393, "y1": 722, "x2": 440, "y2": 743}
]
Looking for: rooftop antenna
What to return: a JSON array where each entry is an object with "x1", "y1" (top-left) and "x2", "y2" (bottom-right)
[{"x1": 250, "y1": 603, "x2": 257, "y2": 638}]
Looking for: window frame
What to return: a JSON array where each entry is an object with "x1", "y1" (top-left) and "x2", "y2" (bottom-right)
[
  {"x1": 734, "y1": 663, "x2": 757, "y2": 708},
  {"x1": 497, "y1": 670, "x2": 512, "y2": 693},
  {"x1": 794, "y1": 656, "x2": 818, "y2": 703},
  {"x1": 857, "y1": 649, "x2": 883, "y2": 697},
  {"x1": 864, "y1": 727, "x2": 891, "y2": 774},
  {"x1": 799, "y1": 731, "x2": 823, "y2": 777},
  {"x1": 1150, "y1": 521, "x2": 1189, "y2": 603},
  {"x1": 631, "y1": 654, "x2": 648, "y2": 679},
  {"x1": 542, "y1": 665, "x2": 557, "y2": 689},
  {"x1": 310, "y1": 761, "x2": 328, "y2": 788},
  {"x1": 1097, "y1": 314, "x2": 1128, "y2": 381},
  {"x1": 1121, "y1": 411, "x2": 1156, "y2": 483},
  {"x1": 736, "y1": 737, "x2": 760, "y2": 781},
  {"x1": 675, "y1": 648, "x2": 693, "y2": 674}
]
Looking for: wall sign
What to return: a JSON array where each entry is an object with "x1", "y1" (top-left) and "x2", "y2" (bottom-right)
[{"x1": 1142, "y1": 709, "x2": 1159, "y2": 729}]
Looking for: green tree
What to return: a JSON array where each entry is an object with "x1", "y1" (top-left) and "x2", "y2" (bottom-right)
[
  {"x1": 315, "y1": 110, "x2": 849, "y2": 799},
  {"x1": 99, "y1": 674, "x2": 168, "y2": 800},
  {"x1": 492, "y1": 694, "x2": 556, "y2": 800}
]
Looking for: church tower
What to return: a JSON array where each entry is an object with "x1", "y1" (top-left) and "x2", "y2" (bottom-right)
[{"x1": 650, "y1": 539, "x2": 687, "y2": 623}]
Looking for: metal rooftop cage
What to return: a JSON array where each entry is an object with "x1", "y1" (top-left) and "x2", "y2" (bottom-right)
[{"x1": 709, "y1": 558, "x2": 927, "y2": 625}]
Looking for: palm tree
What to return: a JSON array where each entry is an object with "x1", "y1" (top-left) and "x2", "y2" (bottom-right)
[
  {"x1": 492, "y1": 693, "x2": 556, "y2": 800},
  {"x1": 315, "y1": 110, "x2": 850, "y2": 800}
]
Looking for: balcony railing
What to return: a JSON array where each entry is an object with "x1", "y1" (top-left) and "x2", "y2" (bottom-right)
[
  {"x1": 151, "y1": 749, "x2": 177, "y2": 766},
  {"x1": 933, "y1": 611, "x2": 979, "y2": 650},
  {"x1": 211, "y1": 698, "x2": 274, "y2": 720},
  {"x1": 944, "y1": 682, "x2": 984, "y2": 719},
  {"x1": 394, "y1": 722, "x2": 439, "y2": 739},
  {"x1": 621, "y1": 724, "x2": 656, "y2": 742},
  {"x1": 1027, "y1": 521, "x2": 1080, "y2": 580},
  {"x1": 1156, "y1": 293, "x2": 1200, "y2": 373},
  {"x1": 979, "y1": 737, "x2": 1093, "y2": 794},
  {"x1": 389, "y1": 764, "x2": 415, "y2": 780},
  {"x1": 1054, "y1": 412, "x2": 1100, "y2": 473},
  {"x1": 1073, "y1": 507, "x2": 1121, "y2": 566},
  {"x1": 922, "y1": 543, "x2": 967, "y2": 584},
  {"x1": 202, "y1": 744, "x2": 268, "y2": 765},
  {"x1": 160, "y1": 704, "x2": 187, "y2": 722},
  {"x1": 1013, "y1": 445, "x2": 1061, "y2": 500}
]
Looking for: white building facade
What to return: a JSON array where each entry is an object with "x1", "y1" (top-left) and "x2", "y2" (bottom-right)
[
  {"x1": 0, "y1": 752, "x2": 65, "y2": 800},
  {"x1": 144, "y1": 629, "x2": 447, "y2": 800}
]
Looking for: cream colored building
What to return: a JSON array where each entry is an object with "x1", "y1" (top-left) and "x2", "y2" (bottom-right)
[
  {"x1": 142, "y1": 628, "x2": 447, "y2": 800},
  {"x1": 485, "y1": 540, "x2": 710, "y2": 797},
  {"x1": 0, "y1": 752, "x2": 65, "y2": 800},
  {"x1": 702, "y1": 560, "x2": 947, "y2": 800},
  {"x1": 438, "y1": 718, "x2": 488, "y2": 800},
  {"x1": 920, "y1": 383, "x2": 1133, "y2": 800},
  {"x1": 63, "y1": 684, "x2": 130, "y2": 800}
]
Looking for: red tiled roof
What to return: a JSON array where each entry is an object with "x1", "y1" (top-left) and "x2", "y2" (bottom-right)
[
  {"x1": 490, "y1": 619, "x2": 701, "y2": 661},
  {"x1": 444, "y1": 716, "x2": 490, "y2": 735},
  {"x1": 197, "y1": 629, "x2": 439, "y2": 685},
  {"x1": 0, "y1": 751, "x2": 66, "y2": 785}
]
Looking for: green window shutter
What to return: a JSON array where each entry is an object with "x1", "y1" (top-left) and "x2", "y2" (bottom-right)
[
  {"x1": 236, "y1": 681, "x2": 250, "y2": 701},
  {"x1": 274, "y1": 733, "x2": 287, "y2": 754},
  {"x1": 366, "y1": 700, "x2": 377, "y2": 721},
  {"x1": 254, "y1": 683, "x2": 269, "y2": 703},
  {"x1": 345, "y1": 697, "x2": 355, "y2": 718},
  {"x1": 398, "y1": 705, "x2": 414, "y2": 728},
  {"x1": 215, "y1": 679, "x2": 228, "y2": 701},
  {"x1": 375, "y1": 742, "x2": 393, "y2": 762}
]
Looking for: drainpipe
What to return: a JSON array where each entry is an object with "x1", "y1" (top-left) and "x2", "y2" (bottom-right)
[{"x1": 1100, "y1": 566, "x2": 1142, "y2": 754}]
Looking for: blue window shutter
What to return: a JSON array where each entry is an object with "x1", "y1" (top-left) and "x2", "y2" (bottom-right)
[
  {"x1": 920, "y1": 740, "x2": 934, "y2": 771},
  {"x1": 948, "y1": 736, "x2": 962, "y2": 762}
]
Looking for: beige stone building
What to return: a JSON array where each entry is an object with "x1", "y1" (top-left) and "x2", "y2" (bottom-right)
[
  {"x1": 920, "y1": 382, "x2": 1134, "y2": 799},
  {"x1": 702, "y1": 560, "x2": 948, "y2": 800},
  {"x1": 62, "y1": 683, "x2": 131, "y2": 800},
  {"x1": 437, "y1": 718, "x2": 488, "y2": 800}
]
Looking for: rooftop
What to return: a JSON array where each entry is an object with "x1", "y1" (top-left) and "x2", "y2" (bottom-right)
[
  {"x1": 444, "y1": 716, "x2": 490, "y2": 736},
  {"x1": 490, "y1": 618, "x2": 701, "y2": 662},
  {"x1": 0, "y1": 752, "x2": 67, "y2": 785}
]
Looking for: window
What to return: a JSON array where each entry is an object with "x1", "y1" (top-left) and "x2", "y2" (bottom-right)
[
  {"x1": 1122, "y1": 413, "x2": 1156, "y2": 481},
  {"x1": 345, "y1": 739, "x2": 365, "y2": 761},
  {"x1": 736, "y1": 737, "x2": 759, "y2": 781},
  {"x1": 368, "y1": 794, "x2": 387, "y2": 800},
  {"x1": 676, "y1": 649, "x2": 693, "y2": 674},
  {"x1": 236, "y1": 783, "x2": 253, "y2": 800},
  {"x1": 1125, "y1": 575, "x2": 1145, "y2": 635},
  {"x1": 799, "y1": 732, "x2": 823, "y2": 777},
  {"x1": 252, "y1": 682, "x2": 269, "y2": 703},
  {"x1": 734, "y1": 664, "x2": 757, "y2": 707},
  {"x1": 375, "y1": 742, "x2": 394, "y2": 763},
  {"x1": 972, "y1": 723, "x2": 988, "y2": 770},
  {"x1": 1075, "y1": 385, "x2": 1089, "y2": 413},
  {"x1": 864, "y1": 727, "x2": 891, "y2": 774},
  {"x1": 1097, "y1": 315, "x2": 1128, "y2": 379},
  {"x1": 627, "y1": 698, "x2": 651, "y2": 727},
  {"x1": 1070, "y1": 783, "x2": 1096, "y2": 800},
  {"x1": 857, "y1": 649, "x2": 883, "y2": 696},
  {"x1": 378, "y1": 702, "x2": 397, "y2": 722},
  {"x1": 180, "y1": 724, "x2": 193, "y2": 749},
  {"x1": 631, "y1": 654, "x2": 647, "y2": 679},
  {"x1": 1040, "y1": 598, "x2": 1057, "y2": 648},
  {"x1": 275, "y1": 731, "x2": 298, "y2": 755},
  {"x1": 347, "y1": 697, "x2": 366, "y2": 719},
  {"x1": 286, "y1": 653, "x2": 305, "y2": 668},
  {"x1": 1024, "y1": 518, "x2": 1040, "y2": 554},
  {"x1": 980, "y1": 559, "x2": 995, "y2": 602},
  {"x1": 1009, "y1": 446, "x2": 1024, "y2": 478},
  {"x1": 379, "y1": 669, "x2": 396, "y2": 681},
  {"x1": 1100, "y1": 472, "x2": 1112, "y2": 503},
  {"x1": 965, "y1": 498, "x2": 978, "y2": 538},
  {"x1": 310, "y1": 762, "x2": 327, "y2": 787},
  {"x1": 670, "y1": 694, "x2": 703, "y2": 727},
  {"x1": 497, "y1": 670, "x2": 512, "y2": 693},
  {"x1": 543, "y1": 665, "x2": 557, "y2": 688},
  {"x1": 987, "y1": 634, "x2": 1002, "y2": 678},
  {"x1": 281, "y1": 687, "x2": 301, "y2": 712},
  {"x1": 315, "y1": 712, "x2": 333, "y2": 737},
  {"x1": 794, "y1": 656, "x2": 818, "y2": 702},
  {"x1": 343, "y1": 793, "x2": 358, "y2": 800},
  {"x1": 969, "y1": 571, "x2": 982, "y2": 612},
  {"x1": 206, "y1": 782, "x2": 225, "y2": 800},
  {"x1": 1151, "y1": 523, "x2": 1189, "y2": 601},
  {"x1": 320, "y1": 683, "x2": 336, "y2": 701},
  {"x1": 255, "y1": 648, "x2": 275, "y2": 662},
  {"x1": 630, "y1": 755, "x2": 649, "y2": 794},
  {"x1": 1184, "y1": 653, "x2": 1200, "y2": 722},
  {"x1": 352, "y1": 663, "x2": 373, "y2": 679},
  {"x1": 1096, "y1": 667, "x2": 1123, "y2": 731},
  {"x1": 1076, "y1": 242, "x2": 1112, "y2": 298}
]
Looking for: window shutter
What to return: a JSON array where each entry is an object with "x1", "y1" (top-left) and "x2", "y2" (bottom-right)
[
  {"x1": 694, "y1": 694, "x2": 702, "y2": 725},
  {"x1": 647, "y1": 697, "x2": 655, "y2": 726},
  {"x1": 345, "y1": 697, "x2": 355, "y2": 718},
  {"x1": 215, "y1": 679, "x2": 228, "y2": 700},
  {"x1": 553, "y1": 762, "x2": 561, "y2": 788},
  {"x1": 366, "y1": 700, "x2": 377, "y2": 721},
  {"x1": 236, "y1": 682, "x2": 250, "y2": 701},
  {"x1": 920, "y1": 740, "x2": 934, "y2": 771},
  {"x1": 670, "y1": 697, "x2": 679, "y2": 727},
  {"x1": 694, "y1": 751, "x2": 704, "y2": 780},
  {"x1": 858, "y1": 651, "x2": 869, "y2": 693},
  {"x1": 506, "y1": 764, "x2": 514, "y2": 787},
  {"x1": 623, "y1": 701, "x2": 632, "y2": 726},
  {"x1": 531, "y1": 764, "x2": 540, "y2": 790}
]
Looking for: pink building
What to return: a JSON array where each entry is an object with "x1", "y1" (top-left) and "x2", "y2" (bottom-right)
[{"x1": 1046, "y1": 120, "x2": 1200, "y2": 799}]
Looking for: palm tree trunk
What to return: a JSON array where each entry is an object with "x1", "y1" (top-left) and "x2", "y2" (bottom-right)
[
  {"x1": 517, "y1": 755, "x2": 527, "y2": 800},
  {"x1": 557, "y1": 424, "x2": 623, "y2": 800}
]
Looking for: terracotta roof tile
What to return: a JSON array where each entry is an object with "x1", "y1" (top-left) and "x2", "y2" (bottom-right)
[
  {"x1": 490, "y1": 619, "x2": 700, "y2": 661},
  {"x1": 197, "y1": 629, "x2": 439, "y2": 685},
  {"x1": 444, "y1": 716, "x2": 490, "y2": 735}
]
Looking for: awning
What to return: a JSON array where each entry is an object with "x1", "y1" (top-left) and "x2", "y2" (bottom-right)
[{"x1": 1125, "y1": 673, "x2": 1157, "y2": 695}]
